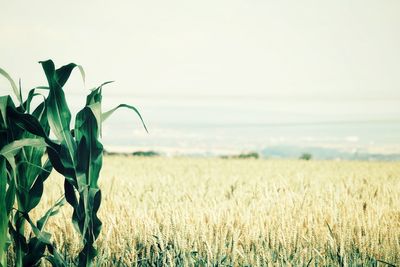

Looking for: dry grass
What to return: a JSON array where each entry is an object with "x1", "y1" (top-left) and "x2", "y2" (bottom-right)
[{"x1": 32, "y1": 156, "x2": 400, "y2": 266}]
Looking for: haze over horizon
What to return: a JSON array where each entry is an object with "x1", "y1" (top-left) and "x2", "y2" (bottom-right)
[{"x1": 1, "y1": 0, "x2": 399, "y2": 156}]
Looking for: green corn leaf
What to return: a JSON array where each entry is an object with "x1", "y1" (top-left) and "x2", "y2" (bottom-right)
[
  {"x1": 55, "y1": 63, "x2": 78, "y2": 87},
  {"x1": 0, "y1": 158, "x2": 8, "y2": 267},
  {"x1": 32, "y1": 102, "x2": 50, "y2": 136},
  {"x1": 16, "y1": 162, "x2": 42, "y2": 213},
  {"x1": 26, "y1": 160, "x2": 53, "y2": 212},
  {"x1": 72, "y1": 198, "x2": 86, "y2": 237},
  {"x1": 85, "y1": 95, "x2": 102, "y2": 135},
  {"x1": 93, "y1": 81, "x2": 113, "y2": 90},
  {"x1": 42, "y1": 60, "x2": 84, "y2": 88},
  {"x1": 8, "y1": 218, "x2": 28, "y2": 265},
  {"x1": 0, "y1": 67, "x2": 22, "y2": 104},
  {"x1": 102, "y1": 103, "x2": 148, "y2": 132},
  {"x1": 55, "y1": 63, "x2": 85, "y2": 88},
  {"x1": 45, "y1": 244, "x2": 67, "y2": 267},
  {"x1": 5, "y1": 175, "x2": 16, "y2": 215},
  {"x1": 89, "y1": 188, "x2": 102, "y2": 239},
  {"x1": 19, "y1": 133, "x2": 49, "y2": 211},
  {"x1": 22, "y1": 214, "x2": 52, "y2": 245},
  {"x1": 40, "y1": 60, "x2": 76, "y2": 165},
  {"x1": 39, "y1": 60, "x2": 56, "y2": 87},
  {"x1": 74, "y1": 103, "x2": 104, "y2": 265},
  {"x1": 46, "y1": 145, "x2": 76, "y2": 184},
  {"x1": 64, "y1": 180, "x2": 78, "y2": 209},
  {"x1": 18, "y1": 79, "x2": 23, "y2": 109},
  {"x1": 23, "y1": 88, "x2": 47, "y2": 113},
  {"x1": 0, "y1": 97, "x2": 51, "y2": 151},
  {"x1": 0, "y1": 96, "x2": 14, "y2": 128},
  {"x1": 77, "y1": 65, "x2": 86, "y2": 86},
  {"x1": 8, "y1": 108, "x2": 49, "y2": 141},
  {"x1": 0, "y1": 97, "x2": 7, "y2": 126},
  {"x1": 75, "y1": 106, "x2": 103, "y2": 188},
  {"x1": 87, "y1": 103, "x2": 102, "y2": 133},
  {"x1": 23, "y1": 237, "x2": 46, "y2": 267},
  {"x1": 32, "y1": 229, "x2": 52, "y2": 246},
  {"x1": 76, "y1": 136, "x2": 89, "y2": 188},
  {"x1": 86, "y1": 81, "x2": 113, "y2": 106},
  {"x1": 37, "y1": 197, "x2": 65, "y2": 231},
  {"x1": 0, "y1": 138, "x2": 47, "y2": 171},
  {"x1": 3, "y1": 99, "x2": 70, "y2": 186},
  {"x1": 0, "y1": 138, "x2": 46, "y2": 158},
  {"x1": 78, "y1": 243, "x2": 98, "y2": 267}
]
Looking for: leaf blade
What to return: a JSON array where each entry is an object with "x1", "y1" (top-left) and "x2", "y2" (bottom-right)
[
  {"x1": 0, "y1": 67, "x2": 22, "y2": 104},
  {"x1": 102, "y1": 104, "x2": 148, "y2": 133}
]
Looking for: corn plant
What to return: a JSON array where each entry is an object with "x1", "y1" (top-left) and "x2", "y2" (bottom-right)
[
  {"x1": 0, "y1": 60, "x2": 147, "y2": 266},
  {"x1": 39, "y1": 59, "x2": 147, "y2": 266},
  {"x1": 0, "y1": 70, "x2": 66, "y2": 267}
]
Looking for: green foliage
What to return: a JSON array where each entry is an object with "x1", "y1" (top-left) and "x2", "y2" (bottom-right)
[
  {"x1": 132, "y1": 151, "x2": 160, "y2": 157},
  {"x1": 300, "y1": 153, "x2": 312, "y2": 160},
  {"x1": 0, "y1": 60, "x2": 146, "y2": 266},
  {"x1": 237, "y1": 152, "x2": 259, "y2": 159},
  {"x1": 221, "y1": 152, "x2": 260, "y2": 159},
  {"x1": 0, "y1": 70, "x2": 64, "y2": 266}
]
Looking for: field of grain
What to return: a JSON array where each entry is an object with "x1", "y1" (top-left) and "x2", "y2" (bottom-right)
[{"x1": 32, "y1": 156, "x2": 400, "y2": 266}]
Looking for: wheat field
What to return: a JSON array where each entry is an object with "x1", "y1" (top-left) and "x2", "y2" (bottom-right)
[{"x1": 31, "y1": 156, "x2": 400, "y2": 266}]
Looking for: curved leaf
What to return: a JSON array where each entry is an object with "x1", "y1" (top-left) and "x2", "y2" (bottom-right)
[
  {"x1": 40, "y1": 60, "x2": 77, "y2": 169},
  {"x1": 55, "y1": 63, "x2": 85, "y2": 88},
  {"x1": 0, "y1": 138, "x2": 46, "y2": 170},
  {"x1": 102, "y1": 104, "x2": 148, "y2": 133},
  {"x1": 0, "y1": 67, "x2": 22, "y2": 104},
  {"x1": 26, "y1": 160, "x2": 53, "y2": 212}
]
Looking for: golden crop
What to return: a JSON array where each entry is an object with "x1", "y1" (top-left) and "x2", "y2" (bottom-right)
[{"x1": 32, "y1": 156, "x2": 400, "y2": 266}]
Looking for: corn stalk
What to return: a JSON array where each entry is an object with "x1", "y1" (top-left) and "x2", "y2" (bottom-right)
[
  {"x1": 1, "y1": 60, "x2": 146, "y2": 266},
  {"x1": 0, "y1": 69, "x2": 66, "y2": 267},
  {"x1": 39, "y1": 60, "x2": 147, "y2": 266}
]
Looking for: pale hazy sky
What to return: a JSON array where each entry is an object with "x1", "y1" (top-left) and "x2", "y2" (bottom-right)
[
  {"x1": 2, "y1": 1, "x2": 400, "y2": 153},
  {"x1": 1, "y1": 0, "x2": 400, "y2": 100}
]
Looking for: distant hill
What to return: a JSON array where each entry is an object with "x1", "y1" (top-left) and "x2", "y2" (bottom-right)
[{"x1": 261, "y1": 146, "x2": 400, "y2": 161}]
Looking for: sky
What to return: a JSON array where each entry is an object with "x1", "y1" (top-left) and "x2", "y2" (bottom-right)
[{"x1": 1, "y1": 0, "x2": 400, "y2": 154}]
